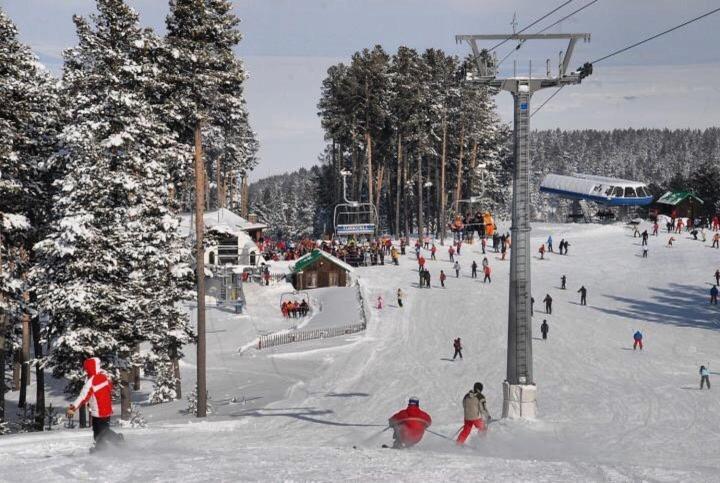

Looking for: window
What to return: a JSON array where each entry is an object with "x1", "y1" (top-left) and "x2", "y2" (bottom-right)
[
  {"x1": 614, "y1": 186, "x2": 624, "y2": 197},
  {"x1": 636, "y1": 186, "x2": 648, "y2": 197},
  {"x1": 307, "y1": 272, "x2": 318, "y2": 288},
  {"x1": 605, "y1": 186, "x2": 614, "y2": 196},
  {"x1": 624, "y1": 187, "x2": 636, "y2": 197},
  {"x1": 328, "y1": 272, "x2": 339, "y2": 286}
]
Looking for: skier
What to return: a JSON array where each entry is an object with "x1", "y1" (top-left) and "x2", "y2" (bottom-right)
[
  {"x1": 377, "y1": 296, "x2": 384, "y2": 309},
  {"x1": 448, "y1": 245, "x2": 455, "y2": 262},
  {"x1": 453, "y1": 260, "x2": 461, "y2": 278},
  {"x1": 715, "y1": 269, "x2": 720, "y2": 286},
  {"x1": 713, "y1": 233, "x2": 720, "y2": 249},
  {"x1": 641, "y1": 230, "x2": 649, "y2": 246},
  {"x1": 66, "y1": 358, "x2": 123, "y2": 452},
  {"x1": 481, "y1": 237, "x2": 487, "y2": 254},
  {"x1": 547, "y1": 235, "x2": 553, "y2": 253},
  {"x1": 531, "y1": 296, "x2": 535, "y2": 316},
  {"x1": 710, "y1": 285, "x2": 718, "y2": 305},
  {"x1": 419, "y1": 268, "x2": 425, "y2": 288},
  {"x1": 483, "y1": 265, "x2": 491, "y2": 284},
  {"x1": 652, "y1": 222, "x2": 659, "y2": 236},
  {"x1": 387, "y1": 397, "x2": 432, "y2": 449},
  {"x1": 561, "y1": 275, "x2": 567, "y2": 290},
  {"x1": 642, "y1": 245, "x2": 648, "y2": 258},
  {"x1": 431, "y1": 244, "x2": 437, "y2": 261},
  {"x1": 456, "y1": 382, "x2": 491, "y2": 445},
  {"x1": 418, "y1": 255, "x2": 426, "y2": 271},
  {"x1": 440, "y1": 270, "x2": 447, "y2": 288},
  {"x1": 424, "y1": 270, "x2": 431, "y2": 289},
  {"x1": 456, "y1": 240, "x2": 462, "y2": 255},
  {"x1": 453, "y1": 338, "x2": 463, "y2": 360},
  {"x1": 578, "y1": 286, "x2": 587, "y2": 306},
  {"x1": 700, "y1": 365, "x2": 711, "y2": 390},
  {"x1": 543, "y1": 293, "x2": 553, "y2": 314},
  {"x1": 667, "y1": 236, "x2": 676, "y2": 247},
  {"x1": 538, "y1": 244, "x2": 546, "y2": 260},
  {"x1": 501, "y1": 240, "x2": 508, "y2": 261},
  {"x1": 540, "y1": 319, "x2": 549, "y2": 340},
  {"x1": 633, "y1": 330, "x2": 643, "y2": 350},
  {"x1": 471, "y1": 260, "x2": 478, "y2": 279},
  {"x1": 397, "y1": 288, "x2": 404, "y2": 308}
]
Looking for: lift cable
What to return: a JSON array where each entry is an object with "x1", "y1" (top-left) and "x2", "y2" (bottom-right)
[
  {"x1": 487, "y1": 0, "x2": 575, "y2": 52},
  {"x1": 499, "y1": 0, "x2": 600, "y2": 66},
  {"x1": 531, "y1": 6, "x2": 720, "y2": 117},
  {"x1": 591, "y1": 6, "x2": 720, "y2": 64},
  {"x1": 530, "y1": 86, "x2": 565, "y2": 118}
]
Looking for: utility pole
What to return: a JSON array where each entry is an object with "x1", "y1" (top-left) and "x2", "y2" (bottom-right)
[
  {"x1": 194, "y1": 120, "x2": 207, "y2": 418},
  {"x1": 456, "y1": 32, "x2": 591, "y2": 419}
]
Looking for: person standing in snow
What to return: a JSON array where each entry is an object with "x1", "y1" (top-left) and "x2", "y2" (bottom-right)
[
  {"x1": 66, "y1": 358, "x2": 123, "y2": 452},
  {"x1": 453, "y1": 338, "x2": 463, "y2": 360},
  {"x1": 377, "y1": 296, "x2": 384, "y2": 309},
  {"x1": 531, "y1": 296, "x2": 535, "y2": 316},
  {"x1": 633, "y1": 330, "x2": 643, "y2": 350},
  {"x1": 713, "y1": 233, "x2": 720, "y2": 249},
  {"x1": 453, "y1": 260, "x2": 461, "y2": 278},
  {"x1": 547, "y1": 235, "x2": 553, "y2": 253},
  {"x1": 440, "y1": 270, "x2": 447, "y2": 288},
  {"x1": 540, "y1": 319, "x2": 549, "y2": 340},
  {"x1": 642, "y1": 245, "x2": 648, "y2": 258},
  {"x1": 431, "y1": 244, "x2": 437, "y2": 261},
  {"x1": 483, "y1": 264, "x2": 491, "y2": 284},
  {"x1": 641, "y1": 230, "x2": 649, "y2": 246},
  {"x1": 456, "y1": 382, "x2": 491, "y2": 445},
  {"x1": 448, "y1": 245, "x2": 455, "y2": 262},
  {"x1": 424, "y1": 270, "x2": 431, "y2": 289},
  {"x1": 388, "y1": 397, "x2": 432, "y2": 449},
  {"x1": 471, "y1": 260, "x2": 478, "y2": 279},
  {"x1": 481, "y1": 237, "x2": 487, "y2": 254},
  {"x1": 561, "y1": 275, "x2": 567, "y2": 290},
  {"x1": 710, "y1": 285, "x2": 718, "y2": 305},
  {"x1": 578, "y1": 286, "x2": 587, "y2": 306},
  {"x1": 714, "y1": 269, "x2": 720, "y2": 286},
  {"x1": 543, "y1": 294, "x2": 553, "y2": 314},
  {"x1": 652, "y1": 221, "x2": 659, "y2": 236},
  {"x1": 538, "y1": 244, "x2": 546, "y2": 260},
  {"x1": 700, "y1": 365, "x2": 711, "y2": 390},
  {"x1": 397, "y1": 288, "x2": 404, "y2": 308}
]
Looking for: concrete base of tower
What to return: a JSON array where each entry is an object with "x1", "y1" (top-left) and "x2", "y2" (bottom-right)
[{"x1": 501, "y1": 381, "x2": 537, "y2": 419}]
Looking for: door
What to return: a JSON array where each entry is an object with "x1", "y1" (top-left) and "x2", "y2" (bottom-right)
[
  {"x1": 328, "y1": 272, "x2": 338, "y2": 286},
  {"x1": 307, "y1": 272, "x2": 318, "y2": 289}
]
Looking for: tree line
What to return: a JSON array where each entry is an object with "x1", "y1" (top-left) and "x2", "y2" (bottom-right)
[{"x1": 0, "y1": 0, "x2": 256, "y2": 432}]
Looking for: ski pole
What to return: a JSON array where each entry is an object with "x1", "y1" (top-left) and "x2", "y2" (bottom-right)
[
  {"x1": 425, "y1": 429, "x2": 453, "y2": 441},
  {"x1": 360, "y1": 425, "x2": 391, "y2": 444}
]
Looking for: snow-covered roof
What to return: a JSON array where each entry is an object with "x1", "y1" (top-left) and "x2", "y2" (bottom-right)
[
  {"x1": 179, "y1": 208, "x2": 267, "y2": 237},
  {"x1": 290, "y1": 249, "x2": 355, "y2": 274},
  {"x1": 656, "y1": 191, "x2": 704, "y2": 206}
]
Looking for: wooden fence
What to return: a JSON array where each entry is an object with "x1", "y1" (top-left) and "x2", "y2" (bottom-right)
[{"x1": 257, "y1": 322, "x2": 366, "y2": 350}]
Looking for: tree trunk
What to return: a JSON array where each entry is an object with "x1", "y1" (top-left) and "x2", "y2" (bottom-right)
[
  {"x1": 395, "y1": 133, "x2": 402, "y2": 237},
  {"x1": 215, "y1": 158, "x2": 222, "y2": 209},
  {"x1": 0, "y1": 312, "x2": 6, "y2": 424},
  {"x1": 366, "y1": 132, "x2": 373, "y2": 204},
  {"x1": 440, "y1": 118, "x2": 448, "y2": 245},
  {"x1": 454, "y1": 126, "x2": 466, "y2": 214},
  {"x1": 18, "y1": 311, "x2": 30, "y2": 408},
  {"x1": 12, "y1": 350, "x2": 20, "y2": 390},
  {"x1": 417, "y1": 157, "x2": 423, "y2": 239},
  {"x1": 31, "y1": 315, "x2": 45, "y2": 431},
  {"x1": 469, "y1": 141, "x2": 479, "y2": 200},
  {"x1": 374, "y1": 164, "x2": 384, "y2": 216},
  {"x1": 120, "y1": 368, "x2": 131, "y2": 420},
  {"x1": 132, "y1": 344, "x2": 141, "y2": 391},
  {"x1": 171, "y1": 345, "x2": 181, "y2": 400},
  {"x1": 403, "y1": 153, "x2": 409, "y2": 236}
]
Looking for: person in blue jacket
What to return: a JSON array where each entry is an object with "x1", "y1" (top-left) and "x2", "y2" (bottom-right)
[
  {"x1": 547, "y1": 235, "x2": 554, "y2": 253},
  {"x1": 700, "y1": 365, "x2": 711, "y2": 390},
  {"x1": 633, "y1": 330, "x2": 643, "y2": 350},
  {"x1": 710, "y1": 285, "x2": 718, "y2": 305}
]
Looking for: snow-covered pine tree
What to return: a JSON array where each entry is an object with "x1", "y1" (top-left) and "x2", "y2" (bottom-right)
[
  {"x1": 34, "y1": 0, "x2": 193, "y2": 398},
  {"x1": 162, "y1": 0, "x2": 258, "y2": 210},
  {"x1": 0, "y1": 7, "x2": 60, "y2": 426}
]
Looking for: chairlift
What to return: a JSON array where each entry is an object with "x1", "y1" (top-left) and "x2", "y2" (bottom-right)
[
  {"x1": 280, "y1": 291, "x2": 310, "y2": 305},
  {"x1": 333, "y1": 170, "x2": 378, "y2": 237}
]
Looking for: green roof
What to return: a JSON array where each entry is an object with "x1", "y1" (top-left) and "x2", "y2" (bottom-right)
[
  {"x1": 290, "y1": 249, "x2": 354, "y2": 274},
  {"x1": 656, "y1": 191, "x2": 704, "y2": 206}
]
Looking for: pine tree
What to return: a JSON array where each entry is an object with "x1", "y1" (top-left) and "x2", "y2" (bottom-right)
[
  {"x1": 34, "y1": 0, "x2": 192, "y2": 397},
  {"x1": 162, "y1": 0, "x2": 258, "y2": 209},
  {"x1": 0, "y1": 7, "x2": 60, "y2": 426}
]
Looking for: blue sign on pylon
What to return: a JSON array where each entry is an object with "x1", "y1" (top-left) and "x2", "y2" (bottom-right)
[{"x1": 520, "y1": 102, "x2": 528, "y2": 111}]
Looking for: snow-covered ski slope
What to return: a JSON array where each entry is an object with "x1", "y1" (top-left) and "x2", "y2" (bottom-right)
[{"x1": 3, "y1": 223, "x2": 720, "y2": 482}]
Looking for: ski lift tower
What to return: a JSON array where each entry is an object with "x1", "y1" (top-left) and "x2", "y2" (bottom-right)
[{"x1": 455, "y1": 32, "x2": 592, "y2": 419}]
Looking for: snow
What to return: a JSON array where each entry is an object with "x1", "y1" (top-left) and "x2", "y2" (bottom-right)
[{"x1": 3, "y1": 222, "x2": 720, "y2": 481}]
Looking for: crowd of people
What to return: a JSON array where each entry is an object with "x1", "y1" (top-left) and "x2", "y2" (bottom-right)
[{"x1": 281, "y1": 299, "x2": 310, "y2": 318}]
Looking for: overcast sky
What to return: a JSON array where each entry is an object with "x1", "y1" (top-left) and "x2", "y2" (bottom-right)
[{"x1": 2, "y1": 0, "x2": 719, "y2": 179}]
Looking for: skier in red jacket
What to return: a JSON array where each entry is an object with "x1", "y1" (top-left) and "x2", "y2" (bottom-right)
[
  {"x1": 387, "y1": 397, "x2": 432, "y2": 448},
  {"x1": 66, "y1": 358, "x2": 123, "y2": 451}
]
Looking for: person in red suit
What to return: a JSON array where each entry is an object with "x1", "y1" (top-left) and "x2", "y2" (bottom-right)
[
  {"x1": 388, "y1": 397, "x2": 432, "y2": 448},
  {"x1": 66, "y1": 357, "x2": 123, "y2": 451}
]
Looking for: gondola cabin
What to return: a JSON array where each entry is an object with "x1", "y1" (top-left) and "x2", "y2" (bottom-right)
[{"x1": 540, "y1": 174, "x2": 653, "y2": 206}]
